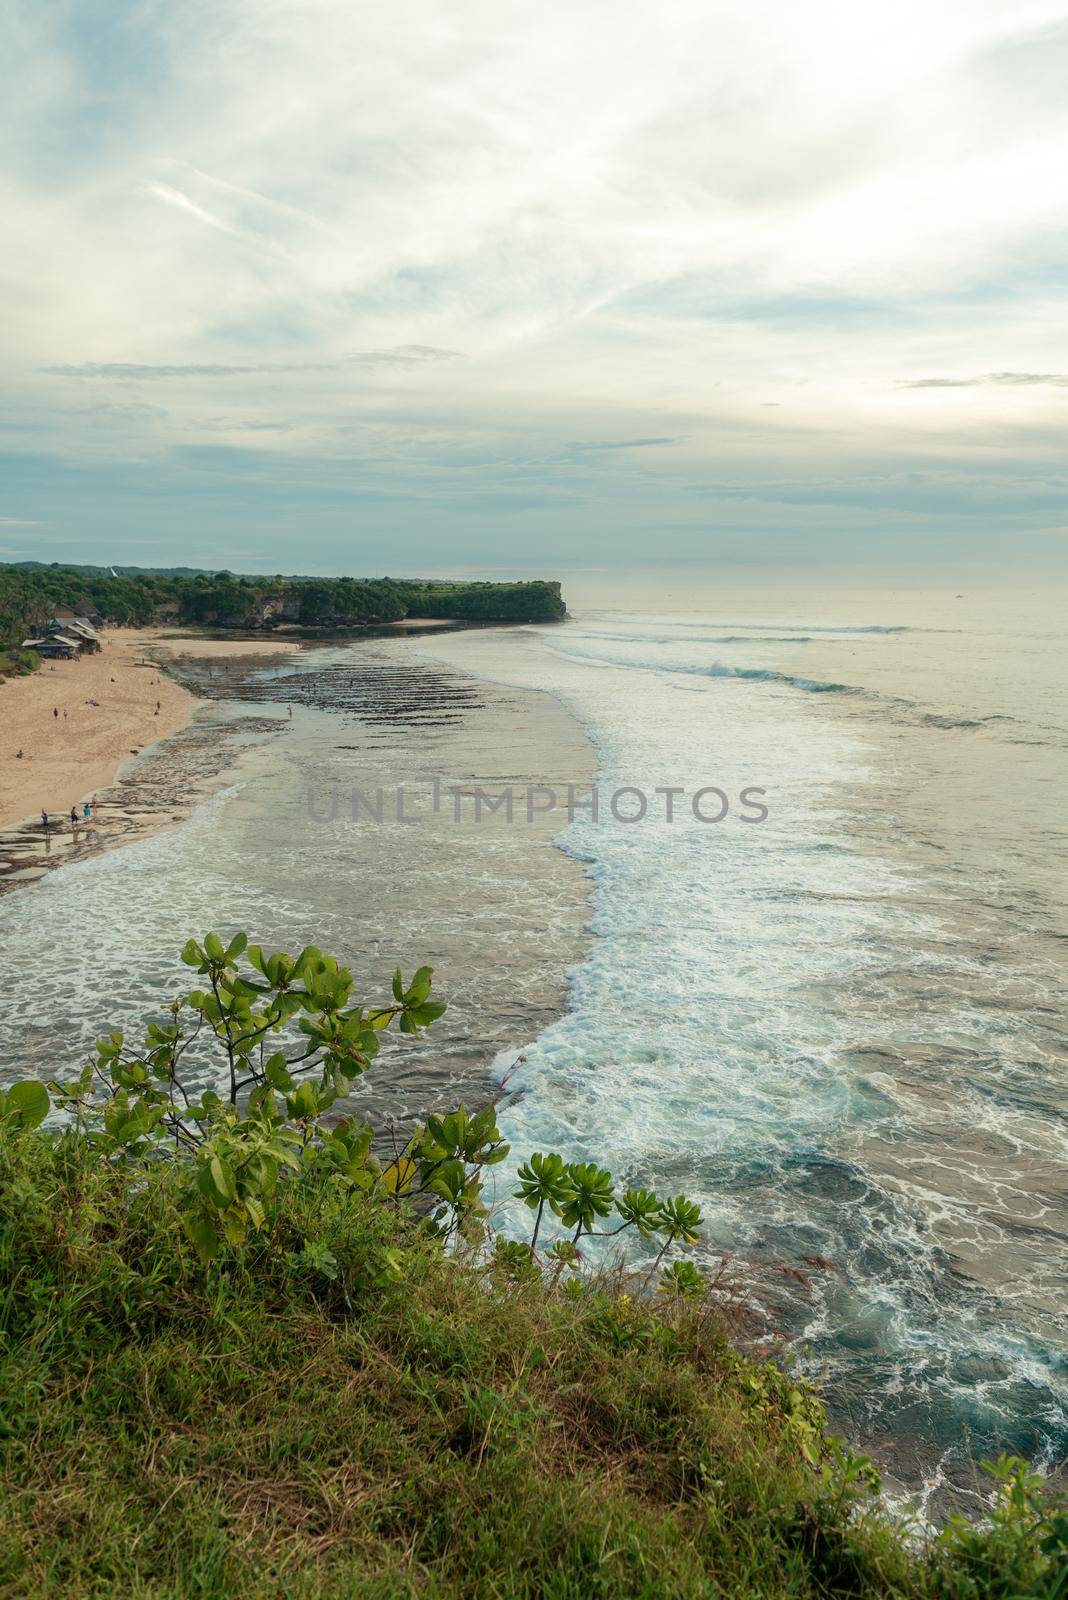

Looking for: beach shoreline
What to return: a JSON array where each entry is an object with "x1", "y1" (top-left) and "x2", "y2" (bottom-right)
[
  {"x1": 0, "y1": 628, "x2": 201, "y2": 831},
  {"x1": 0, "y1": 630, "x2": 311, "y2": 832},
  {"x1": 0, "y1": 632, "x2": 306, "y2": 894},
  {"x1": 0, "y1": 633, "x2": 597, "y2": 1137}
]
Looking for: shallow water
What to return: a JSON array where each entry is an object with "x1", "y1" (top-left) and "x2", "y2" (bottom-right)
[{"x1": 0, "y1": 645, "x2": 591, "y2": 1126}]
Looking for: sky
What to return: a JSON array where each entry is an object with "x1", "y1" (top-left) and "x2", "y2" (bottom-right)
[{"x1": 2, "y1": 0, "x2": 1068, "y2": 579}]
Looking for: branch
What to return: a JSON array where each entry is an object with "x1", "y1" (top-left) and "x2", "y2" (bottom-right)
[{"x1": 209, "y1": 972, "x2": 238, "y2": 1106}]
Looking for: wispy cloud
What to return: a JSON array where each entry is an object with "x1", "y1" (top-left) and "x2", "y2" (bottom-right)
[
  {"x1": 904, "y1": 372, "x2": 1068, "y2": 389},
  {"x1": 141, "y1": 183, "x2": 249, "y2": 241},
  {"x1": 3, "y1": 0, "x2": 1068, "y2": 569},
  {"x1": 43, "y1": 348, "x2": 459, "y2": 380},
  {"x1": 564, "y1": 437, "x2": 686, "y2": 453}
]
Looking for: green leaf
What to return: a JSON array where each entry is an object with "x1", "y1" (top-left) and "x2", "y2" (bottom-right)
[
  {"x1": 409, "y1": 1001, "x2": 447, "y2": 1027},
  {"x1": 264, "y1": 1053, "x2": 294, "y2": 1091},
  {"x1": 406, "y1": 966, "x2": 433, "y2": 1005},
  {"x1": 203, "y1": 931, "x2": 225, "y2": 962},
  {"x1": 225, "y1": 931, "x2": 248, "y2": 961},
  {"x1": 220, "y1": 1208, "x2": 247, "y2": 1247},
  {"x1": 197, "y1": 1155, "x2": 237, "y2": 1208},
  {"x1": 2, "y1": 1080, "x2": 50, "y2": 1130},
  {"x1": 424, "y1": 1114, "x2": 448, "y2": 1150},
  {"x1": 380, "y1": 1156, "x2": 416, "y2": 1196},
  {"x1": 294, "y1": 945, "x2": 324, "y2": 975},
  {"x1": 288, "y1": 1083, "x2": 319, "y2": 1119},
  {"x1": 183, "y1": 1212, "x2": 218, "y2": 1263}
]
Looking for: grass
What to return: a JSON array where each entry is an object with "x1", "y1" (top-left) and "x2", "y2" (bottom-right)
[{"x1": 0, "y1": 1131, "x2": 1064, "y2": 1599}]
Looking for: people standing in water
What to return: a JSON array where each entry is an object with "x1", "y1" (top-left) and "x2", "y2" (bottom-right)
[{"x1": 82, "y1": 801, "x2": 91, "y2": 821}]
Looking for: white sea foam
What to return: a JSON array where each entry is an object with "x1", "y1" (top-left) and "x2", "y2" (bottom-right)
[{"x1": 412, "y1": 609, "x2": 1068, "y2": 1470}]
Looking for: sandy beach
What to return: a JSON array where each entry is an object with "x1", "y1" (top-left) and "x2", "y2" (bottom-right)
[
  {"x1": 0, "y1": 630, "x2": 304, "y2": 832},
  {"x1": 0, "y1": 628, "x2": 204, "y2": 830}
]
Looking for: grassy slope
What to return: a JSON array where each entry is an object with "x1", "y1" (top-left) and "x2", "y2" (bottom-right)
[{"x1": 0, "y1": 1136, "x2": 1061, "y2": 1600}]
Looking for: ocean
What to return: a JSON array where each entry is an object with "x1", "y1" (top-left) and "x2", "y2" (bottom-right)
[
  {"x1": 1, "y1": 583, "x2": 1065, "y2": 1504},
  {"x1": 412, "y1": 585, "x2": 1068, "y2": 1502}
]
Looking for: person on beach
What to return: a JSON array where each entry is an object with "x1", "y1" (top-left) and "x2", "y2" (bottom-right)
[
  {"x1": 41, "y1": 809, "x2": 48, "y2": 829},
  {"x1": 53, "y1": 707, "x2": 58, "y2": 719},
  {"x1": 70, "y1": 806, "x2": 77, "y2": 828},
  {"x1": 83, "y1": 801, "x2": 91, "y2": 821}
]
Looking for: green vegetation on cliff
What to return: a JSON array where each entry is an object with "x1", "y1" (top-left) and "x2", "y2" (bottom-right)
[
  {"x1": 0, "y1": 563, "x2": 565, "y2": 648},
  {"x1": 0, "y1": 931, "x2": 1064, "y2": 1598}
]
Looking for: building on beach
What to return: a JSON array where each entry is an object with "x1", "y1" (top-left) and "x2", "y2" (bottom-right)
[
  {"x1": 63, "y1": 619, "x2": 102, "y2": 653},
  {"x1": 53, "y1": 602, "x2": 105, "y2": 630},
  {"x1": 24, "y1": 633, "x2": 81, "y2": 660},
  {"x1": 24, "y1": 617, "x2": 104, "y2": 659}
]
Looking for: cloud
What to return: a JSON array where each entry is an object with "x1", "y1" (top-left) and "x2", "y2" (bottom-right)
[
  {"x1": 905, "y1": 372, "x2": 1068, "y2": 388},
  {"x1": 42, "y1": 348, "x2": 459, "y2": 380},
  {"x1": 564, "y1": 437, "x2": 686, "y2": 453},
  {"x1": 141, "y1": 183, "x2": 250, "y2": 242},
  {"x1": 3, "y1": 0, "x2": 1068, "y2": 570}
]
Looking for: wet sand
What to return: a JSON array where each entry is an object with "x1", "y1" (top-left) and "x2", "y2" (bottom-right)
[{"x1": 150, "y1": 637, "x2": 303, "y2": 661}]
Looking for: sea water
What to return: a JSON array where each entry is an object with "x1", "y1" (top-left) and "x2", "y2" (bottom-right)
[{"x1": 413, "y1": 586, "x2": 1068, "y2": 1495}]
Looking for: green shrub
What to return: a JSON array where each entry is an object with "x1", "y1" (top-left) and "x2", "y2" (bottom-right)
[{"x1": 0, "y1": 929, "x2": 1064, "y2": 1598}]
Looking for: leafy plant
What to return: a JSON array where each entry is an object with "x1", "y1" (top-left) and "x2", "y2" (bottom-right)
[
  {"x1": 513, "y1": 1155, "x2": 706, "y2": 1274},
  {"x1": 1, "y1": 929, "x2": 1066, "y2": 1596},
  {"x1": 937, "y1": 1455, "x2": 1068, "y2": 1599},
  {"x1": 514, "y1": 1151, "x2": 573, "y2": 1251},
  {"x1": 25, "y1": 931, "x2": 709, "y2": 1285},
  {"x1": 659, "y1": 1259, "x2": 705, "y2": 1300},
  {"x1": 43, "y1": 932, "x2": 459, "y2": 1261}
]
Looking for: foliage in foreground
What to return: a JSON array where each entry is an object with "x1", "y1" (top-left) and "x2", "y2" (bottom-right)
[
  {"x1": 0, "y1": 932, "x2": 1065, "y2": 1598},
  {"x1": 40, "y1": 931, "x2": 708, "y2": 1279}
]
